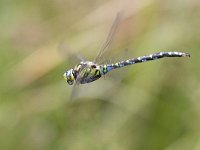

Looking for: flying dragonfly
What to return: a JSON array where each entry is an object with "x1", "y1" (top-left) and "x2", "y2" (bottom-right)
[{"x1": 63, "y1": 13, "x2": 190, "y2": 88}]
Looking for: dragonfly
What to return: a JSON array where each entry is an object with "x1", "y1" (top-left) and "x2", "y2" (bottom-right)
[{"x1": 63, "y1": 13, "x2": 190, "y2": 86}]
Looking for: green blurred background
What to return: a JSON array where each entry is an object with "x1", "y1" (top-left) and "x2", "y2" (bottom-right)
[{"x1": 0, "y1": 0, "x2": 199, "y2": 150}]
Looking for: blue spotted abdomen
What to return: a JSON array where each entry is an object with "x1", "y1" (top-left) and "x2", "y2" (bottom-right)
[{"x1": 101, "y1": 51, "x2": 190, "y2": 75}]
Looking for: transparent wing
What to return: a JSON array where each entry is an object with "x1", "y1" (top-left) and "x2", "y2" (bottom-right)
[
  {"x1": 70, "y1": 65, "x2": 90, "y2": 100},
  {"x1": 94, "y1": 12, "x2": 122, "y2": 63},
  {"x1": 58, "y1": 42, "x2": 86, "y2": 63},
  {"x1": 69, "y1": 11, "x2": 122, "y2": 100}
]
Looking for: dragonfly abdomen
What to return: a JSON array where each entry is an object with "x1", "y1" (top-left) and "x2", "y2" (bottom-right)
[{"x1": 101, "y1": 51, "x2": 190, "y2": 75}]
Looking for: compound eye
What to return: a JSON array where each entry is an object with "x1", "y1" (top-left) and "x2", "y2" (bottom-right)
[
  {"x1": 67, "y1": 70, "x2": 71, "y2": 77},
  {"x1": 63, "y1": 72, "x2": 68, "y2": 80},
  {"x1": 63, "y1": 69, "x2": 75, "y2": 85}
]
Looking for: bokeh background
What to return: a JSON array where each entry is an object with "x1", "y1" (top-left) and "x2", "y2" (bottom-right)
[{"x1": 0, "y1": 0, "x2": 200, "y2": 150}]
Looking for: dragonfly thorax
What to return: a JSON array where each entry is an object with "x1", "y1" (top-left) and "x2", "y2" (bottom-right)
[{"x1": 64, "y1": 61, "x2": 102, "y2": 85}]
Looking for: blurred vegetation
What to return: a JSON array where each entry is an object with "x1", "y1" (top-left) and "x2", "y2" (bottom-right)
[{"x1": 0, "y1": 0, "x2": 200, "y2": 150}]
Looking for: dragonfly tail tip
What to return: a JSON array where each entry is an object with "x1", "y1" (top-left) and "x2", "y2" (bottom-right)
[{"x1": 183, "y1": 52, "x2": 190, "y2": 57}]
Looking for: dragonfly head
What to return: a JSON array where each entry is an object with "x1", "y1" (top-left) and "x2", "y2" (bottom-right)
[{"x1": 63, "y1": 69, "x2": 75, "y2": 85}]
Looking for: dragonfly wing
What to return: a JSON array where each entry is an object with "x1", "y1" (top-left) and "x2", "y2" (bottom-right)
[
  {"x1": 70, "y1": 65, "x2": 90, "y2": 100},
  {"x1": 70, "y1": 80, "x2": 82, "y2": 100},
  {"x1": 94, "y1": 12, "x2": 122, "y2": 63},
  {"x1": 58, "y1": 42, "x2": 86, "y2": 64}
]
